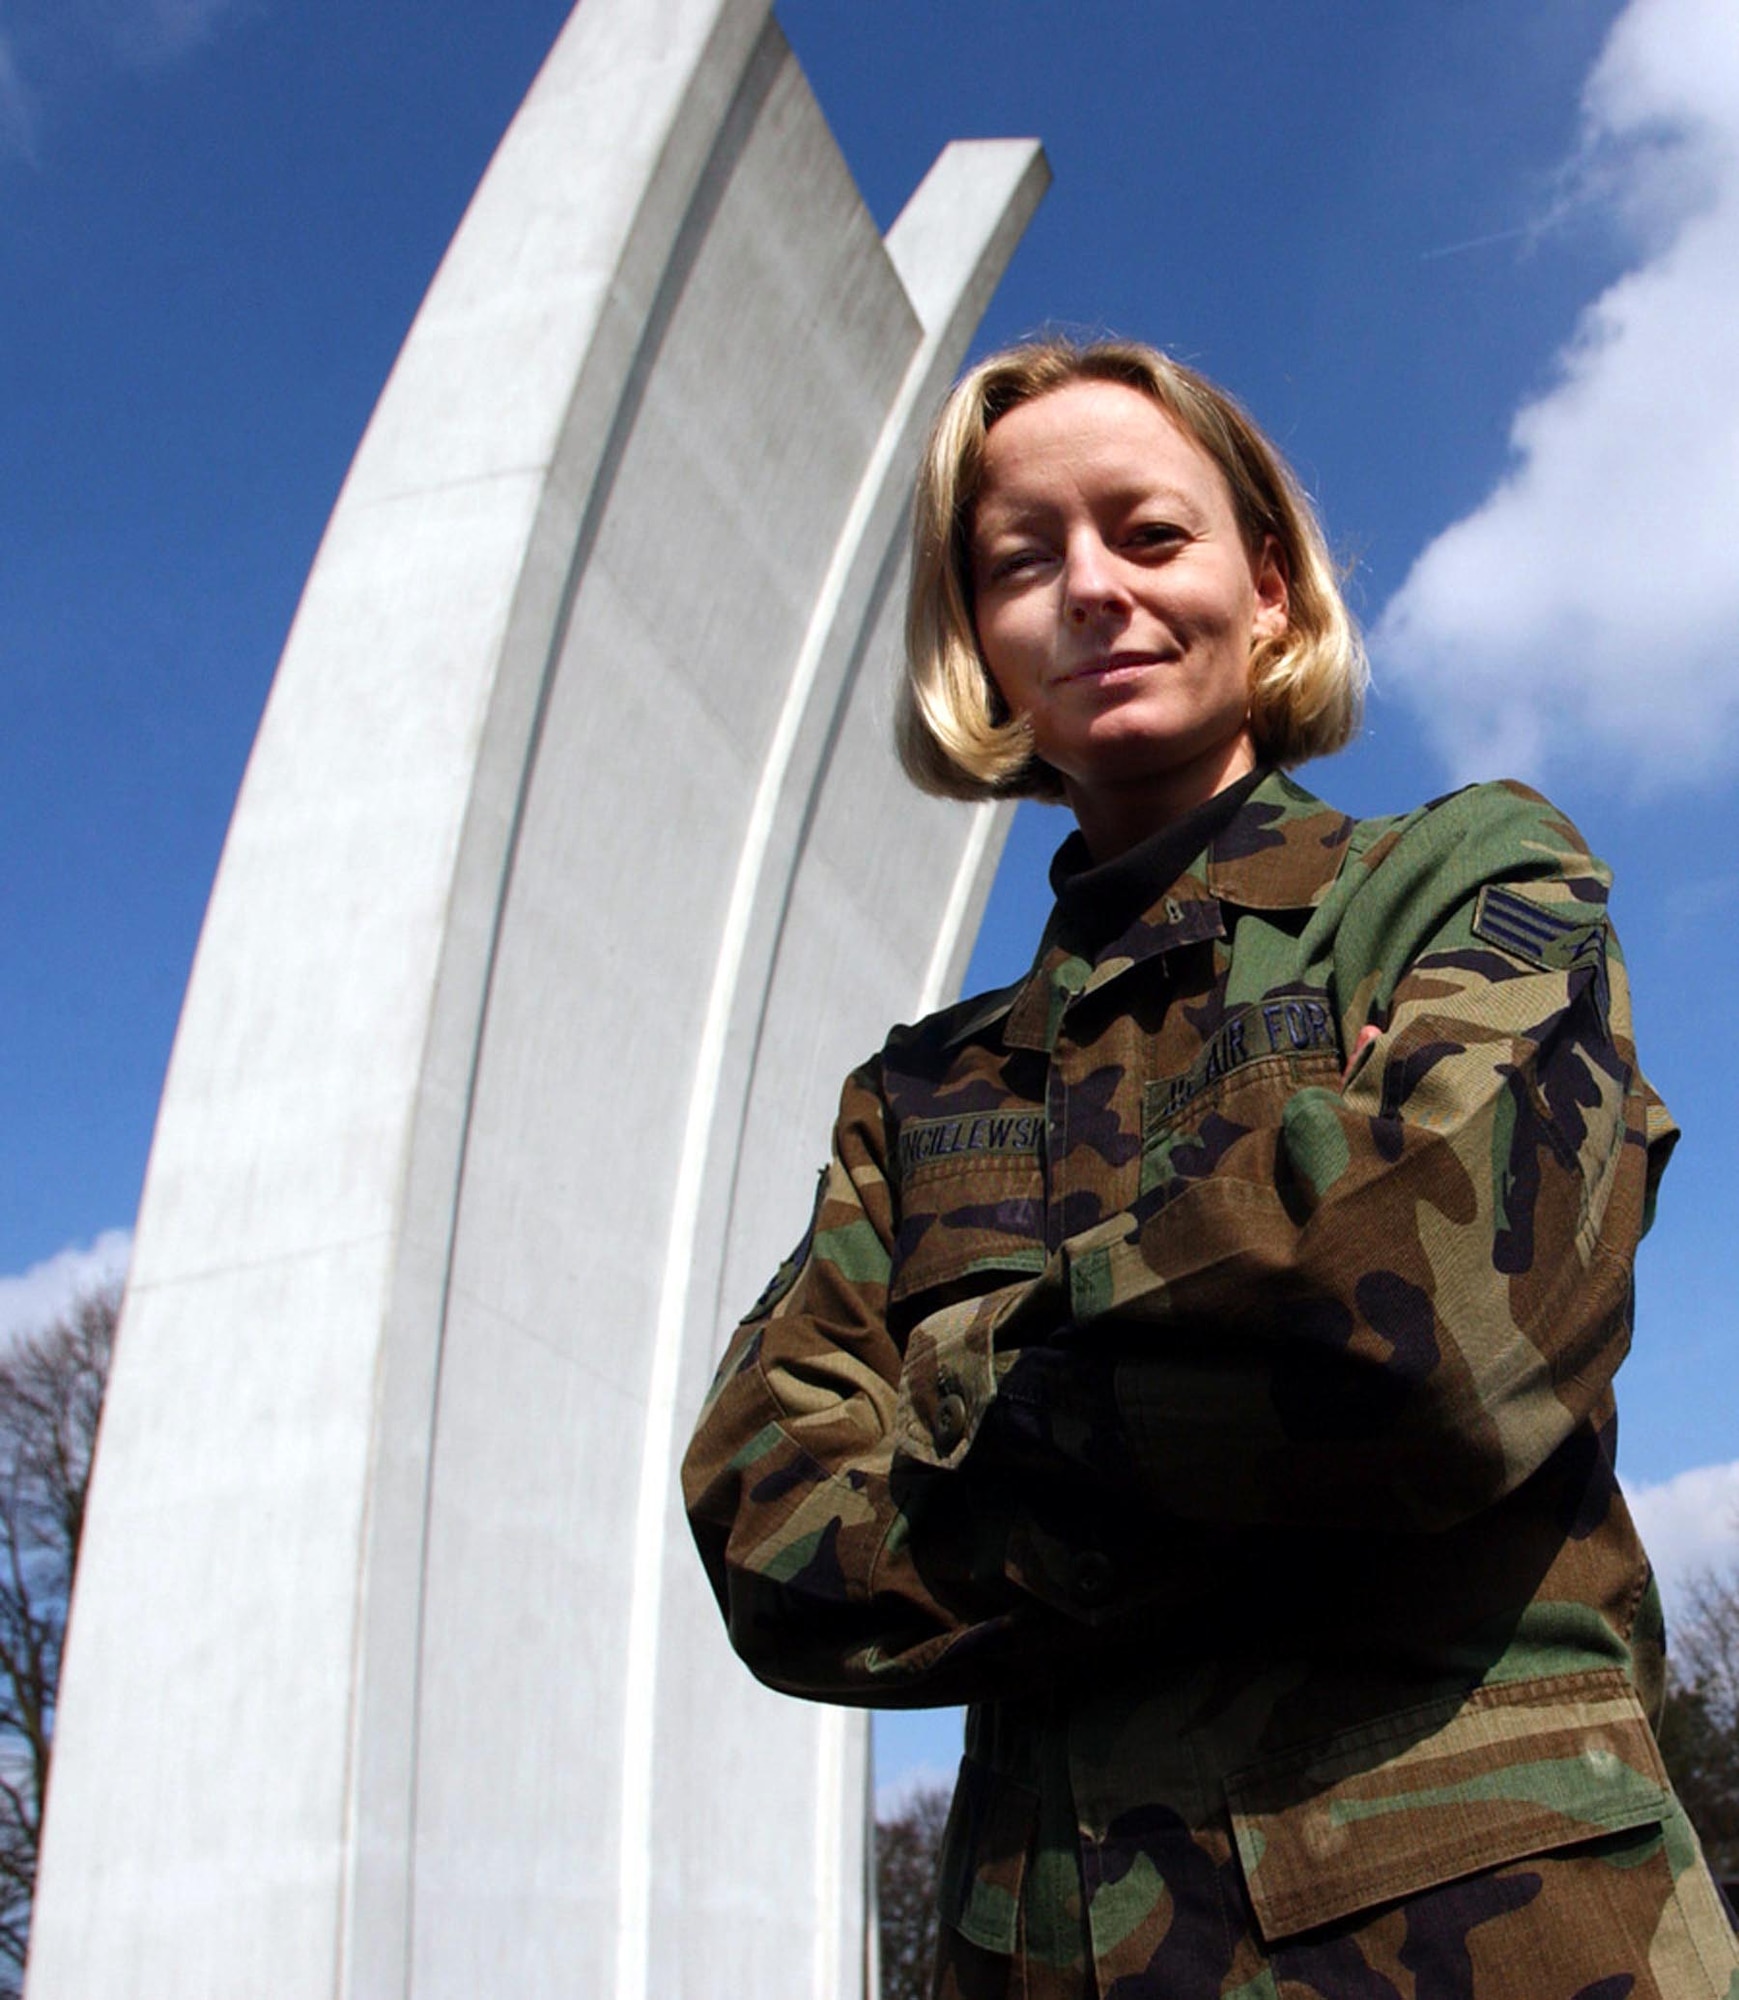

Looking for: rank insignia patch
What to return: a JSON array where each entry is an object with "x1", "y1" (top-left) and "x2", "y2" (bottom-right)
[{"x1": 1473, "y1": 885, "x2": 1605, "y2": 972}]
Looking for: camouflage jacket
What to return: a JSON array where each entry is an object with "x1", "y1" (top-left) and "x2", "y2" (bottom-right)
[{"x1": 683, "y1": 772, "x2": 1739, "y2": 1998}]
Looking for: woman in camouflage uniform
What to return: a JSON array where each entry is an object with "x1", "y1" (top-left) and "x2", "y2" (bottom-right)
[{"x1": 683, "y1": 340, "x2": 1739, "y2": 1999}]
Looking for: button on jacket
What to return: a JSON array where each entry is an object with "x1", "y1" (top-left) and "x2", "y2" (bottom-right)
[{"x1": 683, "y1": 771, "x2": 1739, "y2": 1998}]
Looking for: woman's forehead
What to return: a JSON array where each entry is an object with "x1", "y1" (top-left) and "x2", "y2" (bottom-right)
[{"x1": 974, "y1": 381, "x2": 1230, "y2": 522}]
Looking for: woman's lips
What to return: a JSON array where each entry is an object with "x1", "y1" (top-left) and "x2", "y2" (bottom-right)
[{"x1": 1059, "y1": 651, "x2": 1166, "y2": 685}]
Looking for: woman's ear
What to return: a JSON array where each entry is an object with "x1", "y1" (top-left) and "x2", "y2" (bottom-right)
[{"x1": 1252, "y1": 534, "x2": 1289, "y2": 644}]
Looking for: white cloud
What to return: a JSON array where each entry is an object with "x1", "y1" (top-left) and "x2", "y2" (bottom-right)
[
  {"x1": 0, "y1": 0, "x2": 249, "y2": 155},
  {"x1": 1625, "y1": 1458, "x2": 1739, "y2": 1623},
  {"x1": 98, "y1": 0, "x2": 252, "y2": 70},
  {"x1": 0, "y1": 1230, "x2": 132, "y2": 1350},
  {"x1": 1376, "y1": 0, "x2": 1739, "y2": 787},
  {"x1": 0, "y1": 32, "x2": 40, "y2": 161}
]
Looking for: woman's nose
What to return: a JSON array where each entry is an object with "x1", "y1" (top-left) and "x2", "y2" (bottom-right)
[{"x1": 1063, "y1": 537, "x2": 1129, "y2": 624}]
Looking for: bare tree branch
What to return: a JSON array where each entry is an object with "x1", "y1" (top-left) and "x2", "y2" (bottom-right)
[
  {"x1": 0, "y1": 1283, "x2": 119, "y2": 1997},
  {"x1": 1658, "y1": 1531, "x2": 1739, "y2": 1889},
  {"x1": 876, "y1": 1784, "x2": 951, "y2": 2000}
]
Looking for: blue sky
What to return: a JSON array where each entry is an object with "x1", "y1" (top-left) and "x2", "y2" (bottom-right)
[{"x1": 4, "y1": 0, "x2": 1737, "y2": 1804}]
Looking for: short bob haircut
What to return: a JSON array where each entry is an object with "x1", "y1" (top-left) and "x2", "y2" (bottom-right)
[{"x1": 897, "y1": 338, "x2": 1366, "y2": 802}]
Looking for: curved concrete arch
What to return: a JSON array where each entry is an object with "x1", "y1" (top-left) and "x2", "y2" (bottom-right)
[{"x1": 28, "y1": 6, "x2": 1046, "y2": 1996}]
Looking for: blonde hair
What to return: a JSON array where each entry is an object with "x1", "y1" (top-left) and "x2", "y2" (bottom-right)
[{"x1": 896, "y1": 338, "x2": 1366, "y2": 801}]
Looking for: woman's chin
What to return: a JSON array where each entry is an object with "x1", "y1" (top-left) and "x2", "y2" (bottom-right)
[{"x1": 1047, "y1": 719, "x2": 1255, "y2": 798}]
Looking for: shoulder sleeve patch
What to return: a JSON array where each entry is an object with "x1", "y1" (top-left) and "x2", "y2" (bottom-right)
[
  {"x1": 1472, "y1": 884, "x2": 1606, "y2": 973},
  {"x1": 743, "y1": 1165, "x2": 828, "y2": 1323}
]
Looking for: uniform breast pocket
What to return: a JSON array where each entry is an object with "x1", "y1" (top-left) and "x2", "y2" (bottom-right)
[
  {"x1": 1142, "y1": 995, "x2": 1343, "y2": 1197},
  {"x1": 889, "y1": 1109, "x2": 1047, "y2": 1315}
]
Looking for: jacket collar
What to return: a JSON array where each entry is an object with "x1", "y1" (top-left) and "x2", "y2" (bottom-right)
[
  {"x1": 1205, "y1": 767, "x2": 1360, "y2": 908},
  {"x1": 997, "y1": 768, "x2": 1357, "y2": 1051}
]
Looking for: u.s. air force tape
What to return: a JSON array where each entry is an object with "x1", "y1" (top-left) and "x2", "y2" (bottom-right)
[{"x1": 1145, "y1": 993, "x2": 1339, "y2": 1134}]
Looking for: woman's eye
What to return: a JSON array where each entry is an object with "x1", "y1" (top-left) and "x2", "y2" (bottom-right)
[
  {"x1": 1128, "y1": 521, "x2": 1186, "y2": 552},
  {"x1": 987, "y1": 548, "x2": 1047, "y2": 582}
]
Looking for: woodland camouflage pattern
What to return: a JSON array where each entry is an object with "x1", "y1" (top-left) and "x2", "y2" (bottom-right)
[{"x1": 683, "y1": 772, "x2": 1739, "y2": 1998}]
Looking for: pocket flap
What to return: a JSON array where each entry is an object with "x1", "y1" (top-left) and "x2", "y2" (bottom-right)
[
  {"x1": 1226, "y1": 1670, "x2": 1672, "y2": 1942},
  {"x1": 889, "y1": 1130, "x2": 1046, "y2": 1311},
  {"x1": 935, "y1": 1756, "x2": 1039, "y2": 1956}
]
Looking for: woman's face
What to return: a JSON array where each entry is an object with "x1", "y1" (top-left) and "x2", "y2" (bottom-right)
[{"x1": 970, "y1": 379, "x2": 1288, "y2": 845}]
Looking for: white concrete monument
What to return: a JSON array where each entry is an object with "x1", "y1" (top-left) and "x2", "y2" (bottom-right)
[{"x1": 28, "y1": 3, "x2": 1045, "y2": 1995}]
